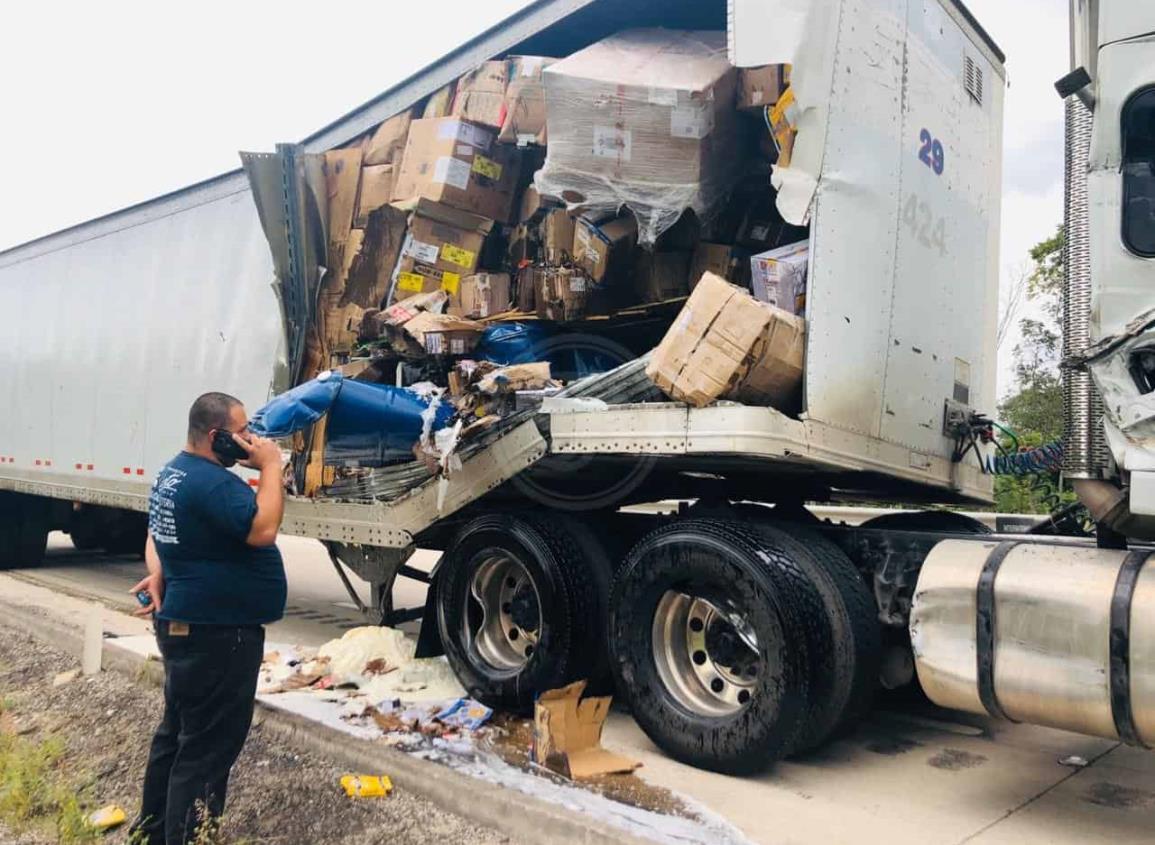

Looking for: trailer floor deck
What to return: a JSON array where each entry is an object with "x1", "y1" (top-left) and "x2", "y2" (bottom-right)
[{"x1": 5, "y1": 535, "x2": 1153, "y2": 845}]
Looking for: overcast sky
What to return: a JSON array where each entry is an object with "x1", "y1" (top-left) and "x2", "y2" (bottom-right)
[{"x1": 0, "y1": 0, "x2": 1067, "y2": 393}]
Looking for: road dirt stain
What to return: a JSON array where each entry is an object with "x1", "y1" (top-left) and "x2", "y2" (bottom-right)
[
  {"x1": 1083, "y1": 782, "x2": 1155, "y2": 809},
  {"x1": 866, "y1": 736, "x2": 922, "y2": 756},
  {"x1": 927, "y1": 748, "x2": 987, "y2": 771}
]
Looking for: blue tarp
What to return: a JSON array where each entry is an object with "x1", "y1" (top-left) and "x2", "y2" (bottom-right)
[
  {"x1": 250, "y1": 371, "x2": 453, "y2": 467},
  {"x1": 476, "y1": 323, "x2": 627, "y2": 380}
]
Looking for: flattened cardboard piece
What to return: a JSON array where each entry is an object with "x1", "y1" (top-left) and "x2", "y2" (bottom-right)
[
  {"x1": 325, "y1": 148, "x2": 363, "y2": 249},
  {"x1": 344, "y1": 204, "x2": 409, "y2": 309},
  {"x1": 355, "y1": 165, "x2": 395, "y2": 228},
  {"x1": 532, "y1": 681, "x2": 640, "y2": 779},
  {"x1": 362, "y1": 110, "x2": 413, "y2": 166}
]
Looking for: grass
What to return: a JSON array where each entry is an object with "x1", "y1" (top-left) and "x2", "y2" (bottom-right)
[{"x1": 0, "y1": 700, "x2": 100, "y2": 844}]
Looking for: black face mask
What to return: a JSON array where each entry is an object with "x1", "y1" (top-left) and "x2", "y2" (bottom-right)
[{"x1": 211, "y1": 430, "x2": 249, "y2": 468}]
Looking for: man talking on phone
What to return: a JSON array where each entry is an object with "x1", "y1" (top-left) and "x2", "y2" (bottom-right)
[{"x1": 128, "y1": 392, "x2": 287, "y2": 845}]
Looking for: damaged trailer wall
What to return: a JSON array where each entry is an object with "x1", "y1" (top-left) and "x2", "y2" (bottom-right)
[
  {"x1": 0, "y1": 175, "x2": 283, "y2": 493},
  {"x1": 733, "y1": 0, "x2": 1004, "y2": 463}
]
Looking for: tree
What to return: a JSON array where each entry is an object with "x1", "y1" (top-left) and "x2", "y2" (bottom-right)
[{"x1": 994, "y1": 226, "x2": 1070, "y2": 514}]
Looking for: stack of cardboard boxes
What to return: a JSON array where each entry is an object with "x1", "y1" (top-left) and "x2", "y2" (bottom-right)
[{"x1": 306, "y1": 29, "x2": 805, "y2": 424}]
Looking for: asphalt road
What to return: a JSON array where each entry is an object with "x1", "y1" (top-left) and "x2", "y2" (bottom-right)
[{"x1": 17, "y1": 532, "x2": 441, "y2": 645}]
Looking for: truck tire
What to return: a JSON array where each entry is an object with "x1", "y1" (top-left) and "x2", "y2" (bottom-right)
[
  {"x1": 608, "y1": 519, "x2": 819, "y2": 774},
  {"x1": 0, "y1": 493, "x2": 51, "y2": 570},
  {"x1": 752, "y1": 523, "x2": 881, "y2": 747},
  {"x1": 860, "y1": 510, "x2": 992, "y2": 534},
  {"x1": 435, "y1": 513, "x2": 595, "y2": 713},
  {"x1": 549, "y1": 513, "x2": 618, "y2": 695}
]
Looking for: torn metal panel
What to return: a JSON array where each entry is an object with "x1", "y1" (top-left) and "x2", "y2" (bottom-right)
[{"x1": 241, "y1": 146, "x2": 330, "y2": 387}]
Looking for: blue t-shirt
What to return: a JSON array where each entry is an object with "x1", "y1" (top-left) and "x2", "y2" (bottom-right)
[{"x1": 148, "y1": 451, "x2": 287, "y2": 626}]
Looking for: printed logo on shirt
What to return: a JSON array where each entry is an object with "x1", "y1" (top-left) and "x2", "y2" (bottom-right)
[{"x1": 148, "y1": 466, "x2": 186, "y2": 545}]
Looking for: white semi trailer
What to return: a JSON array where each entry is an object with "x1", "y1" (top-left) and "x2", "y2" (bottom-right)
[{"x1": 0, "y1": 0, "x2": 1150, "y2": 775}]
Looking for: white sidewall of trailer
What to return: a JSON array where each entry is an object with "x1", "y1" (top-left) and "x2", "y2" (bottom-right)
[
  {"x1": 799, "y1": 0, "x2": 1003, "y2": 457},
  {"x1": 0, "y1": 186, "x2": 283, "y2": 488}
]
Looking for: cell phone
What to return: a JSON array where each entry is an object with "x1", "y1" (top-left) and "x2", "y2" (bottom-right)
[
  {"x1": 136, "y1": 590, "x2": 152, "y2": 608},
  {"x1": 211, "y1": 430, "x2": 250, "y2": 463}
]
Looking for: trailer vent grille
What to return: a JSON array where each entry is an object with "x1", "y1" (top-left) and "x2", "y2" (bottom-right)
[{"x1": 964, "y1": 55, "x2": 983, "y2": 105}]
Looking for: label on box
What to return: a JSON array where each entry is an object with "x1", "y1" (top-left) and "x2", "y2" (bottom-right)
[
  {"x1": 450, "y1": 337, "x2": 468, "y2": 355},
  {"x1": 456, "y1": 144, "x2": 474, "y2": 156},
  {"x1": 592, "y1": 126, "x2": 631, "y2": 161},
  {"x1": 425, "y1": 333, "x2": 444, "y2": 355},
  {"x1": 438, "y1": 119, "x2": 493, "y2": 150},
  {"x1": 569, "y1": 276, "x2": 586, "y2": 292},
  {"x1": 397, "y1": 272, "x2": 426, "y2": 293},
  {"x1": 671, "y1": 104, "x2": 714, "y2": 139},
  {"x1": 403, "y1": 237, "x2": 441, "y2": 265},
  {"x1": 648, "y1": 87, "x2": 679, "y2": 106},
  {"x1": 441, "y1": 272, "x2": 461, "y2": 295},
  {"x1": 433, "y1": 156, "x2": 471, "y2": 191},
  {"x1": 440, "y1": 244, "x2": 475, "y2": 268},
  {"x1": 471, "y1": 154, "x2": 503, "y2": 181}
]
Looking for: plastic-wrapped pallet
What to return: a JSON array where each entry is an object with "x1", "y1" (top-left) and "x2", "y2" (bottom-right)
[{"x1": 535, "y1": 29, "x2": 741, "y2": 246}]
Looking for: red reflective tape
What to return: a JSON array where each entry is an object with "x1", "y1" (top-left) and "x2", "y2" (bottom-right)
[
  {"x1": 122, "y1": 467, "x2": 131, "y2": 475},
  {"x1": 75, "y1": 463, "x2": 82, "y2": 470},
  {"x1": 136, "y1": 468, "x2": 145, "y2": 476},
  {"x1": 45, "y1": 460, "x2": 52, "y2": 467},
  {"x1": 86, "y1": 464, "x2": 94, "y2": 471},
  {"x1": 34, "y1": 460, "x2": 41, "y2": 466}
]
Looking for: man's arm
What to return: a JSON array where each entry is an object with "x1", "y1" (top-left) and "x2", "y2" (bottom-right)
[
  {"x1": 129, "y1": 534, "x2": 165, "y2": 616},
  {"x1": 235, "y1": 434, "x2": 285, "y2": 547}
]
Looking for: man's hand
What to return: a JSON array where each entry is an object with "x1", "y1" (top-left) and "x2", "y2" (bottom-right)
[
  {"x1": 130, "y1": 573, "x2": 164, "y2": 617},
  {"x1": 234, "y1": 433, "x2": 282, "y2": 472}
]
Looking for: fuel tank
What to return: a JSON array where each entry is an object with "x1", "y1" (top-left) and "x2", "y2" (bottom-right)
[{"x1": 909, "y1": 539, "x2": 1155, "y2": 746}]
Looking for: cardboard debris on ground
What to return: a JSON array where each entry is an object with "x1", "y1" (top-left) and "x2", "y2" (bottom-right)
[
  {"x1": 646, "y1": 271, "x2": 805, "y2": 410},
  {"x1": 533, "y1": 681, "x2": 641, "y2": 779}
]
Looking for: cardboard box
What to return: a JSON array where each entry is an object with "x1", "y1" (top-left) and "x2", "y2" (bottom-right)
[
  {"x1": 573, "y1": 215, "x2": 637, "y2": 284},
  {"x1": 392, "y1": 199, "x2": 493, "y2": 304},
  {"x1": 354, "y1": 164, "x2": 395, "y2": 227},
  {"x1": 499, "y1": 56, "x2": 555, "y2": 146},
  {"x1": 392, "y1": 117, "x2": 520, "y2": 223},
  {"x1": 402, "y1": 312, "x2": 484, "y2": 356},
  {"x1": 536, "y1": 266, "x2": 590, "y2": 322},
  {"x1": 690, "y1": 242, "x2": 747, "y2": 288},
  {"x1": 423, "y1": 83, "x2": 457, "y2": 119},
  {"x1": 450, "y1": 272, "x2": 511, "y2": 318},
  {"x1": 541, "y1": 208, "x2": 577, "y2": 264},
  {"x1": 451, "y1": 61, "x2": 510, "y2": 129},
  {"x1": 362, "y1": 110, "x2": 413, "y2": 166},
  {"x1": 538, "y1": 30, "x2": 739, "y2": 231},
  {"x1": 532, "y1": 681, "x2": 640, "y2": 779},
  {"x1": 738, "y1": 64, "x2": 790, "y2": 110},
  {"x1": 634, "y1": 251, "x2": 691, "y2": 302},
  {"x1": 646, "y1": 272, "x2": 805, "y2": 410},
  {"x1": 750, "y1": 240, "x2": 808, "y2": 315},
  {"x1": 515, "y1": 266, "x2": 536, "y2": 312}
]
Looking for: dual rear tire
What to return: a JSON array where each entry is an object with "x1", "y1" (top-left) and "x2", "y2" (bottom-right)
[
  {"x1": 0, "y1": 493, "x2": 51, "y2": 569},
  {"x1": 434, "y1": 511, "x2": 879, "y2": 773}
]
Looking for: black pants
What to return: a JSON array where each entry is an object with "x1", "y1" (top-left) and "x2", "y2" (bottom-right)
[{"x1": 132, "y1": 620, "x2": 265, "y2": 845}]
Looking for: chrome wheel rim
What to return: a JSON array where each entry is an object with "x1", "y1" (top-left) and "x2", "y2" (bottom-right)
[
  {"x1": 467, "y1": 553, "x2": 540, "y2": 672},
  {"x1": 651, "y1": 591, "x2": 761, "y2": 717}
]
